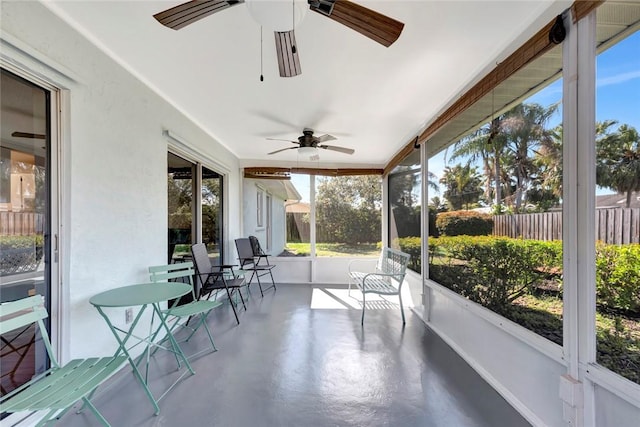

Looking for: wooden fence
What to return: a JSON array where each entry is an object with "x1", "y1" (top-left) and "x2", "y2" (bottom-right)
[
  {"x1": 493, "y1": 208, "x2": 640, "y2": 244},
  {"x1": 0, "y1": 212, "x2": 45, "y2": 236}
]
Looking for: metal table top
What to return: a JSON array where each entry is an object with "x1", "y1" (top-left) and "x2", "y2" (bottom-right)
[{"x1": 89, "y1": 282, "x2": 191, "y2": 308}]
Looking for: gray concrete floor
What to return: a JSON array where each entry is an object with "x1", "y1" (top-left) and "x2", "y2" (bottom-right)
[{"x1": 60, "y1": 283, "x2": 530, "y2": 427}]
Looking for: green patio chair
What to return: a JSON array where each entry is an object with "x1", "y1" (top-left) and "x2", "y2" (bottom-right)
[
  {"x1": 0, "y1": 295, "x2": 126, "y2": 426},
  {"x1": 148, "y1": 261, "x2": 222, "y2": 359}
]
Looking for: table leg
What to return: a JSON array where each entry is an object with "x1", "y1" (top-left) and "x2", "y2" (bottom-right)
[{"x1": 94, "y1": 304, "x2": 161, "y2": 415}]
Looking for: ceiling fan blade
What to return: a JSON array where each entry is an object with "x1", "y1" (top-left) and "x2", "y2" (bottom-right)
[
  {"x1": 11, "y1": 131, "x2": 45, "y2": 139},
  {"x1": 274, "y1": 30, "x2": 302, "y2": 77},
  {"x1": 319, "y1": 145, "x2": 355, "y2": 155},
  {"x1": 154, "y1": 0, "x2": 244, "y2": 30},
  {"x1": 309, "y1": 0, "x2": 404, "y2": 47},
  {"x1": 268, "y1": 147, "x2": 299, "y2": 155},
  {"x1": 315, "y1": 134, "x2": 337, "y2": 143},
  {"x1": 266, "y1": 138, "x2": 298, "y2": 144}
]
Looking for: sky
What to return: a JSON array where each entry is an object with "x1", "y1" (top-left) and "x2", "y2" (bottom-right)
[
  {"x1": 292, "y1": 30, "x2": 640, "y2": 202},
  {"x1": 428, "y1": 30, "x2": 640, "y2": 198}
]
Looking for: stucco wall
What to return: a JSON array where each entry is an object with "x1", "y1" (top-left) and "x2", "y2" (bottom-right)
[
  {"x1": 1, "y1": 2, "x2": 241, "y2": 360},
  {"x1": 242, "y1": 179, "x2": 287, "y2": 256},
  {"x1": 420, "y1": 281, "x2": 640, "y2": 427}
]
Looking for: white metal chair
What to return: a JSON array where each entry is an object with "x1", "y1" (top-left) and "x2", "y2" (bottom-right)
[{"x1": 349, "y1": 247, "x2": 411, "y2": 324}]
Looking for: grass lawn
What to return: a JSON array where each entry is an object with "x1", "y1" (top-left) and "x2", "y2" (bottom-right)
[{"x1": 282, "y1": 242, "x2": 379, "y2": 257}]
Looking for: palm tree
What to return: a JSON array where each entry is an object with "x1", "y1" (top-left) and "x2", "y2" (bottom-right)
[
  {"x1": 529, "y1": 124, "x2": 563, "y2": 208},
  {"x1": 500, "y1": 103, "x2": 559, "y2": 212},
  {"x1": 440, "y1": 163, "x2": 483, "y2": 210},
  {"x1": 448, "y1": 103, "x2": 558, "y2": 212},
  {"x1": 597, "y1": 122, "x2": 640, "y2": 207},
  {"x1": 449, "y1": 126, "x2": 495, "y2": 205}
]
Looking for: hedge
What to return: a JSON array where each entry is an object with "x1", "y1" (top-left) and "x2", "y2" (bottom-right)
[
  {"x1": 429, "y1": 236, "x2": 562, "y2": 311},
  {"x1": 430, "y1": 236, "x2": 639, "y2": 316},
  {"x1": 0, "y1": 234, "x2": 44, "y2": 250},
  {"x1": 596, "y1": 243, "x2": 640, "y2": 313},
  {"x1": 435, "y1": 210, "x2": 493, "y2": 236}
]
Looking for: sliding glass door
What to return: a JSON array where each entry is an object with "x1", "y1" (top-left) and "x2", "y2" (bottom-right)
[
  {"x1": 202, "y1": 166, "x2": 222, "y2": 264},
  {"x1": 0, "y1": 68, "x2": 52, "y2": 414},
  {"x1": 168, "y1": 153, "x2": 223, "y2": 264}
]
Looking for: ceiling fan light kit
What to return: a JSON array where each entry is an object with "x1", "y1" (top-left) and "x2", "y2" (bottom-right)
[
  {"x1": 298, "y1": 146, "x2": 318, "y2": 157},
  {"x1": 246, "y1": 0, "x2": 307, "y2": 31},
  {"x1": 154, "y1": 0, "x2": 404, "y2": 78}
]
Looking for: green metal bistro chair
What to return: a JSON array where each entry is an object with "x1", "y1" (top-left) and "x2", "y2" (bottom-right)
[
  {"x1": 0, "y1": 295, "x2": 127, "y2": 426},
  {"x1": 148, "y1": 261, "x2": 222, "y2": 359}
]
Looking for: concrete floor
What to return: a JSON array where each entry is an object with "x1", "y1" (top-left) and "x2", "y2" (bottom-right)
[{"x1": 59, "y1": 283, "x2": 530, "y2": 427}]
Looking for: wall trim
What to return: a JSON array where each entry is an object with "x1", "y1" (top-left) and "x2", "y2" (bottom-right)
[
  {"x1": 164, "y1": 129, "x2": 231, "y2": 175},
  {"x1": 584, "y1": 363, "x2": 640, "y2": 408}
]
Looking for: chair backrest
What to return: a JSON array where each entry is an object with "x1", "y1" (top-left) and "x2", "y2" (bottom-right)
[
  {"x1": 248, "y1": 235, "x2": 263, "y2": 256},
  {"x1": 190, "y1": 243, "x2": 213, "y2": 297},
  {"x1": 0, "y1": 295, "x2": 58, "y2": 367},
  {"x1": 149, "y1": 261, "x2": 197, "y2": 300},
  {"x1": 235, "y1": 238, "x2": 256, "y2": 268},
  {"x1": 377, "y1": 247, "x2": 411, "y2": 284}
]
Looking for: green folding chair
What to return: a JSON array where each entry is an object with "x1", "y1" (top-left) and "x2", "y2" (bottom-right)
[
  {"x1": 148, "y1": 261, "x2": 222, "y2": 360},
  {"x1": 0, "y1": 295, "x2": 126, "y2": 426}
]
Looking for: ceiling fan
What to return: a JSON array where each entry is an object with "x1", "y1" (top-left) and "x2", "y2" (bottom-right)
[
  {"x1": 267, "y1": 128, "x2": 354, "y2": 156},
  {"x1": 153, "y1": 0, "x2": 404, "y2": 77}
]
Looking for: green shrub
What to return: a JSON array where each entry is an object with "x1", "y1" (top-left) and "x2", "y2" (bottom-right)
[
  {"x1": 429, "y1": 236, "x2": 562, "y2": 312},
  {"x1": 435, "y1": 210, "x2": 493, "y2": 236},
  {"x1": 596, "y1": 243, "x2": 640, "y2": 313},
  {"x1": 394, "y1": 236, "x2": 421, "y2": 272},
  {"x1": 0, "y1": 234, "x2": 44, "y2": 250},
  {"x1": 0, "y1": 235, "x2": 45, "y2": 274}
]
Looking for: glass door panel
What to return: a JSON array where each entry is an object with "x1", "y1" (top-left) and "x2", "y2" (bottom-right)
[
  {"x1": 168, "y1": 153, "x2": 194, "y2": 263},
  {"x1": 202, "y1": 166, "x2": 222, "y2": 264},
  {"x1": 0, "y1": 68, "x2": 51, "y2": 412}
]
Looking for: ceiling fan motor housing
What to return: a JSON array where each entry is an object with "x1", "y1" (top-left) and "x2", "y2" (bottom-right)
[{"x1": 299, "y1": 129, "x2": 317, "y2": 147}]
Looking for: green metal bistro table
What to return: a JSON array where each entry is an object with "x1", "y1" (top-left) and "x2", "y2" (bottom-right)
[{"x1": 90, "y1": 282, "x2": 194, "y2": 415}]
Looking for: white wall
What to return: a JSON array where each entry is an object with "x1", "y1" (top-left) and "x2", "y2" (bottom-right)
[
  {"x1": 241, "y1": 179, "x2": 287, "y2": 256},
  {"x1": 415, "y1": 281, "x2": 640, "y2": 427},
  {"x1": 423, "y1": 282, "x2": 566, "y2": 426},
  {"x1": 1, "y1": 2, "x2": 242, "y2": 360}
]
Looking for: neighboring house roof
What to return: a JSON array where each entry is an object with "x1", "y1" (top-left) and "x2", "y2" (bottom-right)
[
  {"x1": 596, "y1": 192, "x2": 640, "y2": 209},
  {"x1": 254, "y1": 179, "x2": 302, "y2": 202},
  {"x1": 285, "y1": 202, "x2": 310, "y2": 214}
]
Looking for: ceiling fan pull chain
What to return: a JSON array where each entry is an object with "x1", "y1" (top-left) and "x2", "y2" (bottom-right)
[
  {"x1": 291, "y1": 0, "x2": 297, "y2": 54},
  {"x1": 260, "y1": 26, "x2": 264, "y2": 82}
]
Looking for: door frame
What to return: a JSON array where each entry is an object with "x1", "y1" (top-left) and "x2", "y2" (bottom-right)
[{"x1": 1, "y1": 37, "x2": 69, "y2": 427}]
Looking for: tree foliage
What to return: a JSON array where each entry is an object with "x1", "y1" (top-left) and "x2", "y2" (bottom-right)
[
  {"x1": 596, "y1": 121, "x2": 640, "y2": 207},
  {"x1": 389, "y1": 168, "x2": 421, "y2": 239},
  {"x1": 315, "y1": 175, "x2": 382, "y2": 243},
  {"x1": 439, "y1": 163, "x2": 483, "y2": 210},
  {"x1": 446, "y1": 102, "x2": 560, "y2": 212}
]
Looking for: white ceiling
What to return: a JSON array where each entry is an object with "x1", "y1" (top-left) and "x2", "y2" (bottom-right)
[{"x1": 44, "y1": 0, "x2": 570, "y2": 169}]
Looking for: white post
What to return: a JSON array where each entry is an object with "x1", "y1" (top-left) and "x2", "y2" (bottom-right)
[
  {"x1": 576, "y1": 9, "x2": 598, "y2": 427},
  {"x1": 561, "y1": 7, "x2": 597, "y2": 427},
  {"x1": 421, "y1": 141, "x2": 430, "y2": 318}
]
